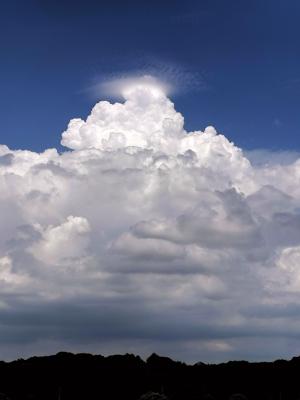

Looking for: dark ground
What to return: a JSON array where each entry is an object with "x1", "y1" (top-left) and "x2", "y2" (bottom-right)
[{"x1": 0, "y1": 352, "x2": 299, "y2": 400}]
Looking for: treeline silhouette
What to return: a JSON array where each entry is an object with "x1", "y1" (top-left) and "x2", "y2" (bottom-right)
[{"x1": 0, "y1": 352, "x2": 300, "y2": 400}]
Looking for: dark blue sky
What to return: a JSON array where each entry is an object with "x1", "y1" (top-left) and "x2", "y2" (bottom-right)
[{"x1": 1, "y1": 0, "x2": 300, "y2": 152}]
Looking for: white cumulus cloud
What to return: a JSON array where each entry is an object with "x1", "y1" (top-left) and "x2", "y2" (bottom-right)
[{"x1": 1, "y1": 81, "x2": 300, "y2": 362}]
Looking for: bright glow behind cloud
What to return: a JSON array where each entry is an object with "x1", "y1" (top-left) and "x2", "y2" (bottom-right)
[
  {"x1": 0, "y1": 81, "x2": 300, "y2": 362},
  {"x1": 95, "y1": 75, "x2": 172, "y2": 100}
]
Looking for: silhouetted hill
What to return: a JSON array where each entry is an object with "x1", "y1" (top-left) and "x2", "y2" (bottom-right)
[{"x1": 0, "y1": 352, "x2": 299, "y2": 399}]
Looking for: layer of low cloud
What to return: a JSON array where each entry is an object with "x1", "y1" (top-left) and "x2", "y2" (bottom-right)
[{"x1": 1, "y1": 81, "x2": 300, "y2": 362}]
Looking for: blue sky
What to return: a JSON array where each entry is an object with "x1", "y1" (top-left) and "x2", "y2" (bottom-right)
[{"x1": 2, "y1": 0, "x2": 300, "y2": 152}]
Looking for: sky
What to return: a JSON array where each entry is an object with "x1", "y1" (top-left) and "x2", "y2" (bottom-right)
[
  {"x1": 2, "y1": 0, "x2": 300, "y2": 152},
  {"x1": 2, "y1": 0, "x2": 300, "y2": 363}
]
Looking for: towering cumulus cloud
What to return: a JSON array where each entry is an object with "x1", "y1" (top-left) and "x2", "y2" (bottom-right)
[{"x1": 1, "y1": 83, "x2": 300, "y2": 362}]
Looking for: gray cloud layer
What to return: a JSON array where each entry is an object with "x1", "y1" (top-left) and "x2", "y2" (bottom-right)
[{"x1": 1, "y1": 83, "x2": 300, "y2": 362}]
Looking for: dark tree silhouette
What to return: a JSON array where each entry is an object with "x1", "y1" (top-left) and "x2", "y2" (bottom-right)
[
  {"x1": 0, "y1": 394, "x2": 10, "y2": 400},
  {"x1": 229, "y1": 394, "x2": 248, "y2": 400},
  {"x1": 0, "y1": 352, "x2": 299, "y2": 399},
  {"x1": 139, "y1": 392, "x2": 168, "y2": 400}
]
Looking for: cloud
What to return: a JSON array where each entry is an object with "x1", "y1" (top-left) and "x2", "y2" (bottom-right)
[
  {"x1": 97, "y1": 75, "x2": 172, "y2": 100},
  {"x1": 88, "y1": 58, "x2": 207, "y2": 100},
  {"x1": 1, "y1": 80, "x2": 300, "y2": 362},
  {"x1": 29, "y1": 216, "x2": 90, "y2": 266}
]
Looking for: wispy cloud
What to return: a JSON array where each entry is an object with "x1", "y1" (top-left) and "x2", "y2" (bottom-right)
[{"x1": 87, "y1": 57, "x2": 208, "y2": 100}]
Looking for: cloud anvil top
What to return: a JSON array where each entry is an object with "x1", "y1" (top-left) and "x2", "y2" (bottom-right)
[{"x1": 1, "y1": 84, "x2": 300, "y2": 362}]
